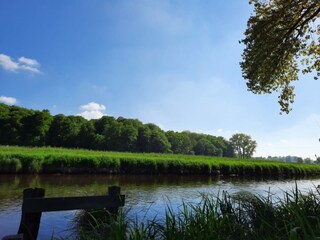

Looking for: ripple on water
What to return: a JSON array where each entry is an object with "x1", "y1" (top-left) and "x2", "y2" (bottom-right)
[{"x1": 1, "y1": 174, "x2": 320, "y2": 239}]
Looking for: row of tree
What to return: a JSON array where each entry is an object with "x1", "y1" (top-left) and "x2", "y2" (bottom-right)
[
  {"x1": 0, "y1": 103, "x2": 257, "y2": 158},
  {"x1": 253, "y1": 156, "x2": 314, "y2": 164}
]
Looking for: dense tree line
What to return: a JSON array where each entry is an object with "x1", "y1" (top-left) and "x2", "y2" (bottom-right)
[{"x1": 0, "y1": 103, "x2": 236, "y2": 157}]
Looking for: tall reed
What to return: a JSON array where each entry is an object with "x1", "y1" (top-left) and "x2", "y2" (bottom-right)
[{"x1": 76, "y1": 186, "x2": 320, "y2": 240}]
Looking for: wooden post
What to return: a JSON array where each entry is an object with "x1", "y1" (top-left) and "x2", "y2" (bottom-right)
[
  {"x1": 1, "y1": 234, "x2": 23, "y2": 240},
  {"x1": 107, "y1": 186, "x2": 121, "y2": 217},
  {"x1": 17, "y1": 188, "x2": 45, "y2": 240},
  {"x1": 2, "y1": 186, "x2": 124, "y2": 240}
]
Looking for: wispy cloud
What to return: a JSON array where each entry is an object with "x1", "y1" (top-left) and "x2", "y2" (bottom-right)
[
  {"x1": 0, "y1": 96, "x2": 17, "y2": 105},
  {"x1": 78, "y1": 102, "x2": 106, "y2": 120},
  {"x1": 0, "y1": 53, "x2": 41, "y2": 73},
  {"x1": 136, "y1": 0, "x2": 186, "y2": 34},
  {"x1": 18, "y1": 57, "x2": 39, "y2": 67},
  {"x1": 105, "y1": 0, "x2": 188, "y2": 36}
]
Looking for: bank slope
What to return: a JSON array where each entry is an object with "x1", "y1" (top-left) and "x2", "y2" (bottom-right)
[{"x1": 0, "y1": 146, "x2": 319, "y2": 176}]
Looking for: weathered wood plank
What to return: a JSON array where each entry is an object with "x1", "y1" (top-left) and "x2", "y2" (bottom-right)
[
  {"x1": 13, "y1": 186, "x2": 125, "y2": 240},
  {"x1": 18, "y1": 188, "x2": 45, "y2": 240},
  {"x1": 1, "y1": 234, "x2": 23, "y2": 240},
  {"x1": 22, "y1": 195, "x2": 125, "y2": 213},
  {"x1": 107, "y1": 186, "x2": 122, "y2": 216}
]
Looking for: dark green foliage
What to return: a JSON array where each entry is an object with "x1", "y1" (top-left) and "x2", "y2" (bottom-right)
[
  {"x1": 193, "y1": 138, "x2": 218, "y2": 156},
  {"x1": 0, "y1": 104, "x2": 32, "y2": 145},
  {"x1": 21, "y1": 110, "x2": 53, "y2": 146},
  {"x1": 77, "y1": 121, "x2": 98, "y2": 149},
  {"x1": 119, "y1": 120, "x2": 139, "y2": 152},
  {"x1": 47, "y1": 114, "x2": 85, "y2": 148},
  {"x1": 149, "y1": 130, "x2": 172, "y2": 153},
  {"x1": 0, "y1": 103, "x2": 236, "y2": 157},
  {"x1": 137, "y1": 126, "x2": 152, "y2": 152},
  {"x1": 166, "y1": 131, "x2": 193, "y2": 154}
]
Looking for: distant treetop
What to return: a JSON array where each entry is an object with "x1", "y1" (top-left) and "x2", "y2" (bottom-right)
[{"x1": 0, "y1": 103, "x2": 237, "y2": 158}]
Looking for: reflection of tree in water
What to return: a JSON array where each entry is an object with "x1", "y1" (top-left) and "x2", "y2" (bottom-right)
[
  {"x1": 1, "y1": 174, "x2": 320, "y2": 238},
  {"x1": 0, "y1": 174, "x2": 315, "y2": 212}
]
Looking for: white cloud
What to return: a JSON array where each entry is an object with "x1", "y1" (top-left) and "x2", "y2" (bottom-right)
[
  {"x1": 18, "y1": 57, "x2": 39, "y2": 67},
  {"x1": 0, "y1": 96, "x2": 17, "y2": 105},
  {"x1": 0, "y1": 53, "x2": 40, "y2": 73},
  {"x1": 0, "y1": 54, "x2": 19, "y2": 71},
  {"x1": 80, "y1": 102, "x2": 106, "y2": 111},
  {"x1": 79, "y1": 110, "x2": 104, "y2": 120},
  {"x1": 107, "y1": 0, "x2": 188, "y2": 36},
  {"x1": 78, "y1": 102, "x2": 106, "y2": 120}
]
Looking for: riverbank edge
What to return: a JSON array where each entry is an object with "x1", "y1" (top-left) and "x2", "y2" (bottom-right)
[{"x1": 1, "y1": 146, "x2": 320, "y2": 176}]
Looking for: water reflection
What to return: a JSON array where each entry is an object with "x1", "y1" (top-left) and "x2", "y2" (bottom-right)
[{"x1": 1, "y1": 174, "x2": 320, "y2": 239}]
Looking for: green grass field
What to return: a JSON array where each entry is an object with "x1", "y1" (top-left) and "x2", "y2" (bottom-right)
[{"x1": 0, "y1": 145, "x2": 320, "y2": 176}]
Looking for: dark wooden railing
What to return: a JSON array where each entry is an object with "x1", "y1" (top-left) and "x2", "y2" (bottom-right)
[{"x1": 2, "y1": 186, "x2": 125, "y2": 240}]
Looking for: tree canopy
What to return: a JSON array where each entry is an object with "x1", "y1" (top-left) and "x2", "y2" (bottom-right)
[
  {"x1": 241, "y1": 0, "x2": 320, "y2": 113},
  {"x1": 229, "y1": 133, "x2": 257, "y2": 159},
  {"x1": 0, "y1": 103, "x2": 237, "y2": 158}
]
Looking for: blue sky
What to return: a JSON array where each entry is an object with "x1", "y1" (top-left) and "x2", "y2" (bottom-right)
[{"x1": 1, "y1": 0, "x2": 319, "y2": 159}]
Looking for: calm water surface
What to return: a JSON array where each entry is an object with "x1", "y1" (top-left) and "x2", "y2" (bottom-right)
[{"x1": 1, "y1": 174, "x2": 320, "y2": 239}]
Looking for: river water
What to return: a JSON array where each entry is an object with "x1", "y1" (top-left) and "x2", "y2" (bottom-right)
[{"x1": 1, "y1": 174, "x2": 320, "y2": 239}]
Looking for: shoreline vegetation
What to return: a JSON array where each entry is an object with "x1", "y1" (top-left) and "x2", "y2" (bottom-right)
[
  {"x1": 77, "y1": 186, "x2": 320, "y2": 240},
  {"x1": 1, "y1": 146, "x2": 320, "y2": 176}
]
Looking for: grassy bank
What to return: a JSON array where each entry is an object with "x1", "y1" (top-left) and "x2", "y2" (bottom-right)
[
  {"x1": 77, "y1": 187, "x2": 320, "y2": 240},
  {"x1": 0, "y1": 146, "x2": 320, "y2": 176}
]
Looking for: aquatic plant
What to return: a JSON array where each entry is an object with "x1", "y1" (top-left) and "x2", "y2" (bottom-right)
[{"x1": 76, "y1": 186, "x2": 320, "y2": 240}]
